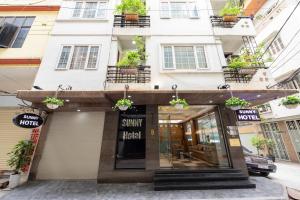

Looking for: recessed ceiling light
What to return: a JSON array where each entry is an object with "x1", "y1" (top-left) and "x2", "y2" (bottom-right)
[
  {"x1": 132, "y1": 41, "x2": 136, "y2": 45},
  {"x1": 77, "y1": 109, "x2": 81, "y2": 112},
  {"x1": 209, "y1": 100, "x2": 213, "y2": 103},
  {"x1": 65, "y1": 99, "x2": 70, "y2": 102},
  {"x1": 127, "y1": 95, "x2": 131, "y2": 98},
  {"x1": 256, "y1": 94, "x2": 261, "y2": 98}
]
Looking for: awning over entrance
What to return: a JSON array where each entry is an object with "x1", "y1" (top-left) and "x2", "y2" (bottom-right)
[{"x1": 17, "y1": 89, "x2": 297, "y2": 111}]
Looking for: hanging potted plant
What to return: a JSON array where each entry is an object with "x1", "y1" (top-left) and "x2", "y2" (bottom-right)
[
  {"x1": 281, "y1": 95, "x2": 300, "y2": 109},
  {"x1": 117, "y1": 50, "x2": 141, "y2": 75},
  {"x1": 115, "y1": 0, "x2": 147, "y2": 21},
  {"x1": 219, "y1": 2, "x2": 241, "y2": 22},
  {"x1": 7, "y1": 140, "x2": 34, "y2": 189},
  {"x1": 113, "y1": 98, "x2": 133, "y2": 111},
  {"x1": 170, "y1": 98, "x2": 189, "y2": 110},
  {"x1": 43, "y1": 96, "x2": 64, "y2": 110},
  {"x1": 225, "y1": 96, "x2": 249, "y2": 110}
]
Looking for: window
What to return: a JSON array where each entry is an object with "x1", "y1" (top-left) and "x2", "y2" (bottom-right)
[
  {"x1": 57, "y1": 45, "x2": 101, "y2": 70},
  {"x1": 162, "y1": 45, "x2": 207, "y2": 70},
  {"x1": 268, "y1": 36, "x2": 284, "y2": 56},
  {"x1": 160, "y1": 1, "x2": 198, "y2": 19},
  {"x1": 0, "y1": 16, "x2": 35, "y2": 48},
  {"x1": 72, "y1": 1, "x2": 108, "y2": 19}
]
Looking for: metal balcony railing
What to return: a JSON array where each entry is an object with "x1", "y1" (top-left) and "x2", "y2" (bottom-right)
[
  {"x1": 106, "y1": 65, "x2": 151, "y2": 83},
  {"x1": 113, "y1": 15, "x2": 150, "y2": 28},
  {"x1": 210, "y1": 16, "x2": 251, "y2": 28},
  {"x1": 222, "y1": 66, "x2": 266, "y2": 83}
]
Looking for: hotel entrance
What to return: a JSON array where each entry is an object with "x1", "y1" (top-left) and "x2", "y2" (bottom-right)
[{"x1": 159, "y1": 105, "x2": 230, "y2": 169}]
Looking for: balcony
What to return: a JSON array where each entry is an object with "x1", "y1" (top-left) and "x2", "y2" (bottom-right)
[
  {"x1": 223, "y1": 67, "x2": 263, "y2": 83},
  {"x1": 210, "y1": 16, "x2": 243, "y2": 28},
  {"x1": 106, "y1": 65, "x2": 150, "y2": 84},
  {"x1": 113, "y1": 15, "x2": 150, "y2": 28}
]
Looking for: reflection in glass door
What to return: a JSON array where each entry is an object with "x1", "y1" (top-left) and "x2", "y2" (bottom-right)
[
  {"x1": 286, "y1": 120, "x2": 300, "y2": 160},
  {"x1": 261, "y1": 123, "x2": 289, "y2": 160}
]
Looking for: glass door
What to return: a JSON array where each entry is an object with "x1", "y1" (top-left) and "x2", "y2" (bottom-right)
[
  {"x1": 286, "y1": 120, "x2": 300, "y2": 160},
  {"x1": 159, "y1": 121, "x2": 173, "y2": 168}
]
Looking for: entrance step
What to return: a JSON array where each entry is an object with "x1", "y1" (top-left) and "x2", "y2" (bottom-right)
[{"x1": 154, "y1": 169, "x2": 255, "y2": 191}]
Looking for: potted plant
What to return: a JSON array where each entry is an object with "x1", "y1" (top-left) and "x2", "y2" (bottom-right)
[
  {"x1": 7, "y1": 140, "x2": 34, "y2": 189},
  {"x1": 251, "y1": 135, "x2": 266, "y2": 156},
  {"x1": 43, "y1": 96, "x2": 64, "y2": 110},
  {"x1": 265, "y1": 139, "x2": 275, "y2": 162},
  {"x1": 113, "y1": 98, "x2": 133, "y2": 111},
  {"x1": 219, "y1": 2, "x2": 241, "y2": 22},
  {"x1": 225, "y1": 96, "x2": 249, "y2": 110},
  {"x1": 169, "y1": 98, "x2": 189, "y2": 110},
  {"x1": 134, "y1": 36, "x2": 147, "y2": 64},
  {"x1": 115, "y1": 0, "x2": 146, "y2": 21},
  {"x1": 281, "y1": 95, "x2": 300, "y2": 109},
  {"x1": 117, "y1": 50, "x2": 141, "y2": 74}
]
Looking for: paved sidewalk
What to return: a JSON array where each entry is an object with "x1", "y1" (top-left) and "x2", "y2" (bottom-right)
[
  {"x1": 0, "y1": 177, "x2": 287, "y2": 200},
  {"x1": 268, "y1": 161, "x2": 300, "y2": 190}
]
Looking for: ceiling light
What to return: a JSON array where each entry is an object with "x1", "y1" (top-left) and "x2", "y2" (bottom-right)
[
  {"x1": 209, "y1": 100, "x2": 213, "y2": 103},
  {"x1": 256, "y1": 94, "x2": 261, "y2": 98},
  {"x1": 132, "y1": 41, "x2": 136, "y2": 45},
  {"x1": 65, "y1": 99, "x2": 70, "y2": 102},
  {"x1": 77, "y1": 109, "x2": 81, "y2": 112},
  {"x1": 127, "y1": 95, "x2": 131, "y2": 98}
]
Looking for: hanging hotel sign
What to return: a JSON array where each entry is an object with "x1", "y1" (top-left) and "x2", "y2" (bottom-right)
[
  {"x1": 236, "y1": 109, "x2": 261, "y2": 121},
  {"x1": 116, "y1": 105, "x2": 146, "y2": 169},
  {"x1": 13, "y1": 113, "x2": 43, "y2": 128}
]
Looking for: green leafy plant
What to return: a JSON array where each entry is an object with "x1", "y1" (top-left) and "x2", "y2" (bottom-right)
[
  {"x1": 115, "y1": 0, "x2": 147, "y2": 15},
  {"x1": 225, "y1": 97, "x2": 249, "y2": 107},
  {"x1": 7, "y1": 140, "x2": 34, "y2": 174},
  {"x1": 117, "y1": 50, "x2": 141, "y2": 68},
  {"x1": 228, "y1": 56, "x2": 249, "y2": 69},
  {"x1": 113, "y1": 98, "x2": 133, "y2": 110},
  {"x1": 219, "y1": 3, "x2": 241, "y2": 16},
  {"x1": 281, "y1": 95, "x2": 300, "y2": 106},
  {"x1": 134, "y1": 36, "x2": 147, "y2": 64},
  {"x1": 43, "y1": 97, "x2": 64, "y2": 106},
  {"x1": 251, "y1": 135, "x2": 266, "y2": 155},
  {"x1": 169, "y1": 98, "x2": 189, "y2": 108}
]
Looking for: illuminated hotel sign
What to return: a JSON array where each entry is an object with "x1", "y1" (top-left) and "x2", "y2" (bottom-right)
[
  {"x1": 236, "y1": 109, "x2": 261, "y2": 121},
  {"x1": 13, "y1": 113, "x2": 43, "y2": 128}
]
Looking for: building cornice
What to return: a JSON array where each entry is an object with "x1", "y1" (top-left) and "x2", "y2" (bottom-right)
[{"x1": 0, "y1": 6, "x2": 60, "y2": 12}]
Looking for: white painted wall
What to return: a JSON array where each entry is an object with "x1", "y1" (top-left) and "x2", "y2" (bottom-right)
[{"x1": 36, "y1": 112, "x2": 105, "y2": 180}]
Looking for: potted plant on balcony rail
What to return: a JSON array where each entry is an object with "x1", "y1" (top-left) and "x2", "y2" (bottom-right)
[
  {"x1": 43, "y1": 96, "x2": 64, "y2": 110},
  {"x1": 225, "y1": 96, "x2": 249, "y2": 110},
  {"x1": 219, "y1": 2, "x2": 241, "y2": 22},
  {"x1": 115, "y1": 0, "x2": 146, "y2": 21},
  {"x1": 281, "y1": 95, "x2": 300, "y2": 109},
  {"x1": 113, "y1": 98, "x2": 133, "y2": 111},
  {"x1": 117, "y1": 50, "x2": 141, "y2": 75},
  {"x1": 7, "y1": 140, "x2": 34, "y2": 189},
  {"x1": 170, "y1": 98, "x2": 189, "y2": 110}
]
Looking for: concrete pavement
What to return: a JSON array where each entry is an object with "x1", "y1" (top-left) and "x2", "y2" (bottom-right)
[
  {"x1": 0, "y1": 177, "x2": 286, "y2": 200},
  {"x1": 268, "y1": 161, "x2": 300, "y2": 190}
]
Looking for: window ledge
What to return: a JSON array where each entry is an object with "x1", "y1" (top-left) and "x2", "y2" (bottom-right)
[
  {"x1": 56, "y1": 18, "x2": 109, "y2": 22},
  {"x1": 160, "y1": 69, "x2": 223, "y2": 74}
]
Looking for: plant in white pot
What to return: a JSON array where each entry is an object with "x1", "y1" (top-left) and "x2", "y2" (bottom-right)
[
  {"x1": 281, "y1": 95, "x2": 300, "y2": 109},
  {"x1": 117, "y1": 50, "x2": 141, "y2": 75},
  {"x1": 169, "y1": 98, "x2": 189, "y2": 110},
  {"x1": 43, "y1": 96, "x2": 64, "y2": 110},
  {"x1": 225, "y1": 96, "x2": 249, "y2": 110},
  {"x1": 115, "y1": 0, "x2": 147, "y2": 21},
  {"x1": 113, "y1": 98, "x2": 133, "y2": 111},
  {"x1": 7, "y1": 140, "x2": 34, "y2": 189}
]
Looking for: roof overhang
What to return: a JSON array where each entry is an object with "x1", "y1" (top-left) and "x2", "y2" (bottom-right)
[{"x1": 17, "y1": 89, "x2": 298, "y2": 111}]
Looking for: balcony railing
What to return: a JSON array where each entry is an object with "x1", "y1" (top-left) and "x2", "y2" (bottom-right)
[
  {"x1": 106, "y1": 65, "x2": 151, "y2": 83},
  {"x1": 223, "y1": 66, "x2": 265, "y2": 83},
  {"x1": 113, "y1": 15, "x2": 150, "y2": 28},
  {"x1": 210, "y1": 16, "x2": 251, "y2": 28}
]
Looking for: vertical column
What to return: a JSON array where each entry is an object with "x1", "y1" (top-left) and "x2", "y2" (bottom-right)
[{"x1": 218, "y1": 105, "x2": 248, "y2": 175}]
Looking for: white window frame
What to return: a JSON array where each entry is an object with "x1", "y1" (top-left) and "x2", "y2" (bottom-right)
[
  {"x1": 72, "y1": 1, "x2": 108, "y2": 19},
  {"x1": 56, "y1": 44, "x2": 101, "y2": 70},
  {"x1": 160, "y1": 1, "x2": 199, "y2": 19},
  {"x1": 162, "y1": 45, "x2": 208, "y2": 70}
]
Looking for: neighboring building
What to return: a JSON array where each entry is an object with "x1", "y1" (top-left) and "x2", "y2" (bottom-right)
[
  {"x1": 16, "y1": 0, "x2": 293, "y2": 190},
  {"x1": 0, "y1": 1, "x2": 61, "y2": 171},
  {"x1": 250, "y1": 0, "x2": 300, "y2": 163}
]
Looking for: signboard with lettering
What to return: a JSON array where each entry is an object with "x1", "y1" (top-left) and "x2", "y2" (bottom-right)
[
  {"x1": 236, "y1": 109, "x2": 261, "y2": 121},
  {"x1": 115, "y1": 105, "x2": 146, "y2": 169},
  {"x1": 13, "y1": 113, "x2": 43, "y2": 128}
]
